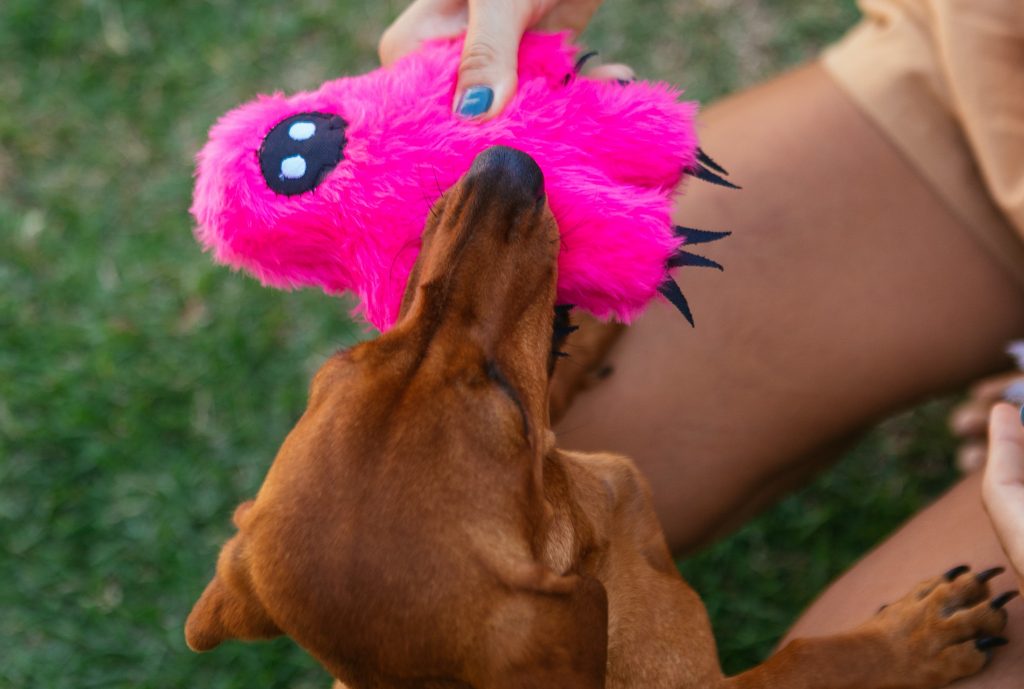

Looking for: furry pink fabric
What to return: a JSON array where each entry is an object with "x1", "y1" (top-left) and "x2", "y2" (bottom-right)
[{"x1": 191, "y1": 32, "x2": 702, "y2": 330}]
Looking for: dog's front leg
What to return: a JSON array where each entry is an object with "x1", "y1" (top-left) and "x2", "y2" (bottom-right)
[
  {"x1": 548, "y1": 313, "x2": 623, "y2": 424},
  {"x1": 725, "y1": 567, "x2": 1008, "y2": 689}
]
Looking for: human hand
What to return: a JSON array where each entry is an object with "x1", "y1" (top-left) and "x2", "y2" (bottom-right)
[
  {"x1": 981, "y1": 402, "x2": 1024, "y2": 588},
  {"x1": 378, "y1": 0, "x2": 615, "y2": 120},
  {"x1": 949, "y1": 370, "x2": 1024, "y2": 472}
]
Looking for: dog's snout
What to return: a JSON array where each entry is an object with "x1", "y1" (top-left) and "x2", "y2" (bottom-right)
[{"x1": 467, "y1": 146, "x2": 544, "y2": 199}]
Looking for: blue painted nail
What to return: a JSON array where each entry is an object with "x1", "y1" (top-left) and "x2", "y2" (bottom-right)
[
  {"x1": 1007, "y1": 340, "x2": 1024, "y2": 369},
  {"x1": 1007, "y1": 380, "x2": 1024, "y2": 404},
  {"x1": 456, "y1": 86, "x2": 494, "y2": 118},
  {"x1": 1019, "y1": 403, "x2": 1023, "y2": 426}
]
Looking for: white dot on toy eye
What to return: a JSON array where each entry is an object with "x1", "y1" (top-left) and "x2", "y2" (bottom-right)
[
  {"x1": 280, "y1": 155, "x2": 307, "y2": 179},
  {"x1": 288, "y1": 121, "x2": 316, "y2": 141}
]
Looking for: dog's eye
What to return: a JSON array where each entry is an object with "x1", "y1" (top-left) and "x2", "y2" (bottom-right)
[{"x1": 259, "y1": 111, "x2": 347, "y2": 196}]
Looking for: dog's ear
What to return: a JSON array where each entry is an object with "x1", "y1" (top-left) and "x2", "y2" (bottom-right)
[
  {"x1": 231, "y1": 499, "x2": 255, "y2": 528},
  {"x1": 185, "y1": 533, "x2": 282, "y2": 652}
]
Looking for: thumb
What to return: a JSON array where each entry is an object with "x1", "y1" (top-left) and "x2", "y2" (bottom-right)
[
  {"x1": 982, "y1": 403, "x2": 1024, "y2": 578},
  {"x1": 988, "y1": 403, "x2": 1024, "y2": 479},
  {"x1": 453, "y1": 0, "x2": 532, "y2": 119}
]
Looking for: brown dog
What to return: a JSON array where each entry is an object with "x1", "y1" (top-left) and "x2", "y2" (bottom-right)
[{"x1": 186, "y1": 146, "x2": 1009, "y2": 689}]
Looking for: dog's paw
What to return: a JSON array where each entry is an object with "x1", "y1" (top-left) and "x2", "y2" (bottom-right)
[{"x1": 863, "y1": 565, "x2": 1014, "y2": 688}]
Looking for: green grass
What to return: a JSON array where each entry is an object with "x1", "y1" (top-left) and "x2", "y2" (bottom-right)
[{"x1": 0, "y1": 0, "x2": 970, "y2": 686}]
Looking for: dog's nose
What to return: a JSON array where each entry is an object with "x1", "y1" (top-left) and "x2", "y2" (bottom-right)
[{"x1": 466, "y1": 146, "x2": 544, "y2": 200}]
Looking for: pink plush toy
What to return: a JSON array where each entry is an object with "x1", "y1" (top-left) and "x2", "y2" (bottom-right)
[{"x1": 191, "y1": 31, "x2": 734, "y2": 330}]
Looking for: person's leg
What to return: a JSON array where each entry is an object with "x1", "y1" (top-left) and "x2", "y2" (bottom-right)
[
  {"x1": 555, "y1": 62, "x2": 1024, "y2": 553},
  {"x1": 782, "y1": 473, "x2": 1024, "y2": 686}
]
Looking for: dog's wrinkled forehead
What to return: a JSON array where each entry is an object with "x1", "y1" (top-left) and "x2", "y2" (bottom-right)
[{"x1": 259, "y1": 112, "x2": 347, "y2": 196}]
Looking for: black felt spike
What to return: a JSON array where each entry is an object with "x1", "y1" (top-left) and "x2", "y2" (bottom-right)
[
  {"x1": 658, "y1": 279, "x2": 694, "y2": 326},
  {"x1": 551, "y1": 304, "x2": 577, "y2": 356},
  {"x1": 574, "y1": 50, "x2": 599, "y2": 73},
  {"x1": 687, "y1": 163, "x2": 741, "y2": 189},
  {"x1": 553, "y1": 326, "x2": 580, "y2": 341},
  {"x1": 696, "y1": 147, "x2": 729, "y2": 175},
  {"x1": 668, "y1": 251, "x2": 723, "y2": 271},
  {"x1": 673, "y1": 226, "x2": 732, "y2": 245}
]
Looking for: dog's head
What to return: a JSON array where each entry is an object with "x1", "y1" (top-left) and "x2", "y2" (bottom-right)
[
  {"x1": 391, "y1": 144, "x2": 563, "y2": 434},
  {"x1": 186, "y1": 147, "x2": 565, "y2": 666},
  {"x1": 400, "y1": 147, "x2": 559, "y2": 337}
]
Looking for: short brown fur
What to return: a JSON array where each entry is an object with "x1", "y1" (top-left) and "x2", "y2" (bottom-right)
[{"x1": 187, "y1": 146, "x2": 1006, "y2": 689}]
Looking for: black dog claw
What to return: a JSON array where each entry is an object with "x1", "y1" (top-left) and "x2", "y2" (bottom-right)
[
  {"x1": 975, "y1": 636, "x2": 1009, "y2": 651},
  {"x1": 991, "y1": 591, "x2": 1019, "y2": 610},
  {"x1": 976, "y1": 567, "x2": 1006, "y2": 584},
  {"x1": 944, "y1": 565, "x2": 970, "y2": 581}
]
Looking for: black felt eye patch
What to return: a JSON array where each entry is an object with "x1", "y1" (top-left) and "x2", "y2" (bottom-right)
[{"x1": 258, "y1": 112, "x2": 347, "y2": 196}]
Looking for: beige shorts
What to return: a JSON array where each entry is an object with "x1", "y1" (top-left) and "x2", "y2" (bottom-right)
[{"x1": 823, "y1": 0, "x2": 1024, "y2": 289}]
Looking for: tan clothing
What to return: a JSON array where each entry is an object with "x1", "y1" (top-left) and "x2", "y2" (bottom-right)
[{"x1": 823, "y1": 0, "x2": 1024, "y2": 287}]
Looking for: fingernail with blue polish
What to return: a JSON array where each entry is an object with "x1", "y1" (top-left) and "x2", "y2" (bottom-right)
[
  {"x1": 457, "y1": 86, "x2": 494, "y2": 118},
  {"x1": 1019, "y1": 403, "x2": 1023, "y2": 426},
  {"x1": 1006, "y1": 380, "x2": 1024, "y2": 403}
]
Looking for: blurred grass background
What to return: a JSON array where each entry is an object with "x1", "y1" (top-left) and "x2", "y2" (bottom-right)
[{"x1": 0, "y1": 0, "x2": 977, "y2": 686}]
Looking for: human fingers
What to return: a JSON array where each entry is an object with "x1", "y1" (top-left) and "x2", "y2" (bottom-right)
[
  {"x1": 981, "y1": 403, "x2": 1024, "y2": 583},
  {"x1": 957, "y1": 441, "x2": 988, "y2": 474},
  {"x1": 949, "y1": 372, "x2": 1024, "y2": 474},
  {"x1": 379, "y1": 0, "x2": 468, "y2": 67},
  {"x1": 452, "y1": 0, "x2": 550, "y2": 118},
  {"x1": 950, "y1": 372, "x2": 1024, "y2": 436},
  {"x1": 584, "y1": 62, "x2": 635, "y2": 83},
  {"x1": 382, "y1": 0, "x2": 608, "y2": 118}
]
